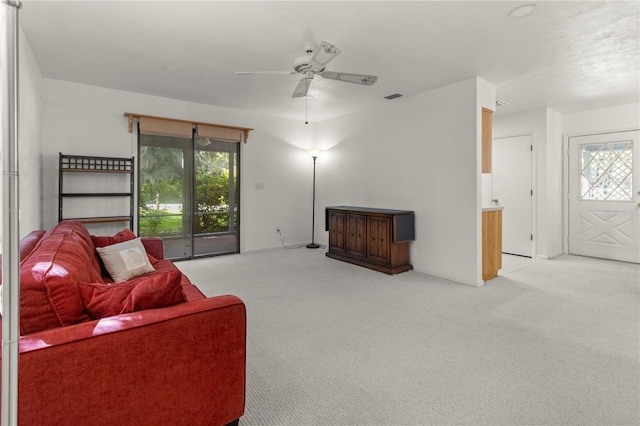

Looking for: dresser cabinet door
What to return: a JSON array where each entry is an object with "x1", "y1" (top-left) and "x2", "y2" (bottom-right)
[
  {"x1": 367, "y1": 216, "x2": 390, "y2": 262},
  {"x1": 328, "y1": 212, "x2": 346, "y2": 253},
  {"x1": 346, "y1": 214, "x2": 366, "y2": 256}
]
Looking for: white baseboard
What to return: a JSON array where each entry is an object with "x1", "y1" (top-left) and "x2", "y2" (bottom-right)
[
  {"x1": 535, "y1": 250, "x2": 564, "y2": 260},
  {"x1": 243, "y1": 240, "x2": 320, "y2": 253},
  {"x1": 242, "y1": 244, "x2": 283, "y2": 253}
]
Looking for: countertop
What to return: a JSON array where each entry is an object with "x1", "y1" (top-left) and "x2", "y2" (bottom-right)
[{"x1": 482, "y1": 206, "x2": 504, "y2": 212}]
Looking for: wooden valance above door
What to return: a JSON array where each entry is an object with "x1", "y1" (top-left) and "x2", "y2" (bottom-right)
[{"x1": 124, "y1": 112, "x2": 253, "y2": 143}]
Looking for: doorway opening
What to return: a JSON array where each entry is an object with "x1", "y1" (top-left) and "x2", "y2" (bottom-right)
[
  {"x1": 492, "y1": 134, "x2": 534, "y2": 258},
  {"x1": 138, "y1": 133, "x2": 239, "y2": 260}
]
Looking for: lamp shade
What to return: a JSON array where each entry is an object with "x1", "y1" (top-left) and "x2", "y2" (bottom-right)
[{"x1": 308, "y1": 148, "x2": 323, "y2": 158}]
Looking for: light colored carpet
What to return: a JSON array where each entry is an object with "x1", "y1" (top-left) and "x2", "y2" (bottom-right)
[{"x1": 176, "y1": 250, "x2": 640, "y2": 425}]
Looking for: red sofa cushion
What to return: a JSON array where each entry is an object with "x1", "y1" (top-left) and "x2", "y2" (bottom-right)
[
  {"x1": 79, "y1": 270, "x2": 186, "y2": 319},
  {"x1": 152, "y1": 259, "x2": 206, "y2": 301},
  {"x1": 90, "y1": 228, "x2": 137, "y2": 248},
  {"x1": 19, "y1": 221, "x2": 103, "y2": 334}
]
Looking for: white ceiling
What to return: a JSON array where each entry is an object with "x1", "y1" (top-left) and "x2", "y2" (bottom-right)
[{"x1": 19, "y1": 1, "x2": 640, "y2": 122}]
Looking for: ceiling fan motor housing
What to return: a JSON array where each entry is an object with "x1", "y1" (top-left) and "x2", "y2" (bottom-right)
[{"x1": 293, "y1": 55, "x2": 324, "y2": 74}]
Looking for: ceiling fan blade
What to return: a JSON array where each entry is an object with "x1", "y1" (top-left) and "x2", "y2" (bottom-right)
[
  {"x1": 310, "y1": 41, "x2": 341, "y2": 71},
  {"x1": 235, "y1": 71, "x2": 295, "y2": 75},
  {"x1": 320, "y1": 71, "x2": 378, "y2": 86},
  {"x1": 292, "y1": 76, "x2": 313, "y2": 98}
]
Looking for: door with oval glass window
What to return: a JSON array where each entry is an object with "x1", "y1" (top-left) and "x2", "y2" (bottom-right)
[{"x1": 568, "y1": 130, "x2": 639, "y2": 263}]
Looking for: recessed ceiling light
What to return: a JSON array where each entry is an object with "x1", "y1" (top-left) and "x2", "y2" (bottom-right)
[{"x1": 508, "y1": 4, "x2": 537, "y2": 18}]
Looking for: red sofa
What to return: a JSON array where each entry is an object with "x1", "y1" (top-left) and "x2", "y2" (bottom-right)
[{"x1": 0, "y1": 221, "x2": 246, "y2": 425}]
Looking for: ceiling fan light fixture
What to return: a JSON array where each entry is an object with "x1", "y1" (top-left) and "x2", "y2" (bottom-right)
[{"x1": 508, "y1": 4, "x2": 537, "y2": 18}]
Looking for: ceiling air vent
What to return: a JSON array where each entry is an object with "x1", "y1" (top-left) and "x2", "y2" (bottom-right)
[{"x1": 384, "y1": 93, "x2": 403, "y2": 100}]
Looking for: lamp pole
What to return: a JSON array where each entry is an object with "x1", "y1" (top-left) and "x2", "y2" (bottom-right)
[{"x1": 307, "y1": 153, "x2": 320, "y2": 249}]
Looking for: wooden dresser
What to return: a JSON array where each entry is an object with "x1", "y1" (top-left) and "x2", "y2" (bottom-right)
[{"x1": 325, "y1": 206, "x2": 415, "y2": 274}]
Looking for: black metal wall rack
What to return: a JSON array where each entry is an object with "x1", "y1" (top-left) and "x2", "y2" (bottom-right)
[{"x1": 58, "y1": 153, "x2": 135, "y2": 229}]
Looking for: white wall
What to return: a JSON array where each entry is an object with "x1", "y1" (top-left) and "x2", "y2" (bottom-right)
[
  {"x1": 18, "y1": 28, "x2": 44, "y2": 237},
  {"x1": 41, "y1": 79, "x2": 315, "y2": 252},
  {"x1": 38, "y1": 75, "x2": 497, "y2": 285},
  {"x1": 563, "y1": 103, "x2": 640, "y2": 135},
  {"x1": 38, "y1": 76, "x2": 497, "y2": 286},
  {"x1": 545, "y1": 108, "x2": 564, "y2": 257},
  {"x1": 0, "y1": 28, "x2": 43, "y2": 251},
  {"x1": 316, "y1": 78, "x2": 494, "y2": 286}
]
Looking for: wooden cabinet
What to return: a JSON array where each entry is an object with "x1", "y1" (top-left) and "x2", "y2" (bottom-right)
[
  {"x1": 482, "y1": 107, "x2": 493, "y2": 173},
  {"x1": 325, "y1": 206, "x2": 414, "y2": 275},
  {"x1": 346, "y1": 214, "x2": 366, "y2": 257},
  {"x1": 482, "y1": 208, "x2": 502, "y2": 281},
  {"x1": 368, "y1": 216, "x2": 390, "y2": 263},
  {"x1": 328, "y1": 211, "x2": 346, "y2": 253}
]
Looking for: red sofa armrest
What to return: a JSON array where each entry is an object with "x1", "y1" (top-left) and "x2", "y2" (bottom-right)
[
  {"x1": 9, "y1": 295, "x2": 246, "y2": 425},
  {"x1": 19, "y1": 230, "x2": 46, "y2": 260},
  {"x1": 141, "y1": 237, "x2": 164, "y2": 260},
  {"x1": 0, "y1": 230, "x2": 46, "y2": 284}
]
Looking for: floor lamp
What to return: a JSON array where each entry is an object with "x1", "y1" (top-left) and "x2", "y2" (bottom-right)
[{"x1": 306, "y1": 149, "x2": 322, "y2": 249}]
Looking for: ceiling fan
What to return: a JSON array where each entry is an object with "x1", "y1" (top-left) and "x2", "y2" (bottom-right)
[{"x1": 236, "y1": 40, "x2": 378, "y2": 98}]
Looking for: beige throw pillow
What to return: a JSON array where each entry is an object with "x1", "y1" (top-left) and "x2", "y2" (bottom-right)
[{"x1": 96, "y1": 238, "x2": 154, "y2": 282}]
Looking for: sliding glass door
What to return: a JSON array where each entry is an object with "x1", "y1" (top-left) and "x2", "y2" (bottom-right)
[
  {"x1": 138, "y1": 133, "x2": 239, "y2": 260},
  {"x1": 193, "y1": 138, "x2": 239, "y2": 257}
]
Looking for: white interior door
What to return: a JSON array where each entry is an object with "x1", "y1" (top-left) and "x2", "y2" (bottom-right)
[
  {"x1": 493, "y1": 134, "x2": 533, "y2": 257},
  {"x1": 568, "y1": 131, "x2": 640, "y2": 263}
]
